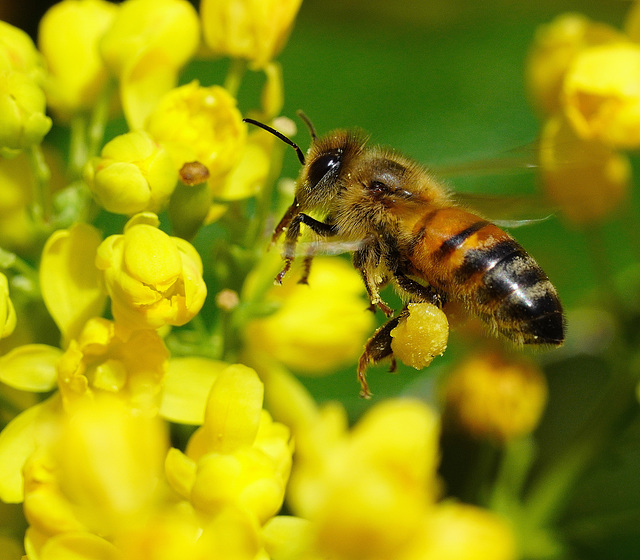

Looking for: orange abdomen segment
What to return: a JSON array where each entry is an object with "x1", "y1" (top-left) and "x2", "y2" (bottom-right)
[{"x1": 408, "y1": 207, "x2": 564, "y2": 345}]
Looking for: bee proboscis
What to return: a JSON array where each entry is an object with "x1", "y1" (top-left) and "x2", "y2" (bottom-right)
[{"x1": 245, "y1": 114, "x2": 565, "y2": 397}]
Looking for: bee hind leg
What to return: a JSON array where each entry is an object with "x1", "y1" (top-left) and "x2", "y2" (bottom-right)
[
  {"x1": 394, "y1": 272, "x2": 446, "y2": 307},
  {"x1": 357, "y1": 313, "x2": 403, "y2": 398}
]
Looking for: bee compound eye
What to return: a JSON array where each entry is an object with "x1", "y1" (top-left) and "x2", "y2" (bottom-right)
[{"x1": 307, "y1": 149, "x2": 342, "y2": 187}]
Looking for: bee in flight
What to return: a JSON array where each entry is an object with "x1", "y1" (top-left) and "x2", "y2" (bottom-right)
[{"x1": 244, "y1": 114, "x2": 565, "y2": 397}]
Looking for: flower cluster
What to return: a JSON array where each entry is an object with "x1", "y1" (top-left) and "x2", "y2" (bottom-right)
[
  {"x1": 526, "y1": 8, "x2": 640, "y2": 225},
  {"x1": 0, "y1": 0, "x2": 472, "y2": 558}
]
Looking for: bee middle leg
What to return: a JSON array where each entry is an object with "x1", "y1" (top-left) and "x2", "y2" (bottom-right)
[{"x1": 353, "y1": 244, "x2": 393, "y2": 317}]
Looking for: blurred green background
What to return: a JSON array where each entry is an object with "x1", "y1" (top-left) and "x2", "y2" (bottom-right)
[{"x1": 3, "y1": 2, "x2": 640, "y2": 557}]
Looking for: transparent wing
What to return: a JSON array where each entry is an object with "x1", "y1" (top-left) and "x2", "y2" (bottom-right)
[{"x1": 453, "y1": 192, "x2": 557, "y2": 228}]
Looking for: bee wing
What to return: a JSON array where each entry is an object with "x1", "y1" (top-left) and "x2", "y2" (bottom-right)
[
  {"x1": 430, "y1": 141, "x2": 540, "y2": 178},
  {"x1": 453, "y1": 192, "x2": 557, "y2": 228},
  {"x1": 284, "y1": 237, "x2": 371, "y2": 257}
]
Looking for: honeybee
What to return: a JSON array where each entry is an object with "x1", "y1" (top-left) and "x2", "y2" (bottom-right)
[{"x1": 245, "y1": 115, "x2": 565, "y2": 397}]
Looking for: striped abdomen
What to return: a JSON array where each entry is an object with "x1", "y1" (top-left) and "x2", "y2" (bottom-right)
[{"x1": 408, "y1": 207, "x2": 564, "y2": 345}]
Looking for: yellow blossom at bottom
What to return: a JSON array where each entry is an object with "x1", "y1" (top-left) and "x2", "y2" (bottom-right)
[
  {"x1": 288, "y1": 397, "x2": 442, "y2": 560},
  {"x1": 406, "y1": 502, "x2": 517, "y2": 560},
  {"x1": 442, "y1": 351, "x2": 548, "y2": 442},
  {"x1": 165, "y1": 364, "x2": 292, "y2": 525}
]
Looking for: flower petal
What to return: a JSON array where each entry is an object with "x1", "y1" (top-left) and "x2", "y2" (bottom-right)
[
  {"x1": 160, "y1": 357, "x2": 227, "y2": 425},
  {"x1": 40, "y1": 223, "x2": 106, "y2": 344},
  {"x1": 0, "y1": 343, "x2": 62, "y2": 391},
  {"x1": 0, "y1": 396, "x2": 58, "y2": 503}
]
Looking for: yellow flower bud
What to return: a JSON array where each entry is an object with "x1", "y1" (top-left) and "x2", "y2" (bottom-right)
[
  {"x1": 57, "y1": 317, "x2": 169, "y2": 413},
  {"x1": 563, "y1": 42, "x2": 640, "y2": 148},
  {"x1": 0, "y1": 20, "x2": 45, "y2": 83},
  {"x1": 0, "y1": 272, "x2": 16, "y2": 339},
  {"x1": 200, "y1": 0, "x2": 302, "y2": 70},
  {"x1": 146, "y1": 81, "x2": 246, "y2": 184},
  {"x1": 38, "y1": 0, "x2": 118, "y2": 120},
  {"x1": 243, "y1": 256, "x2": 375, "y2": 374},
  {"x1": 539, "y1": 113, "x2": 629, "y2": 225},
  {"x1": 96, "y1": 213, "x2": 207, "y2": 331},
  {"x1": 442, "y1": 352, "x2": 548, "y2": 442},
  {"x1": 0, "y1": 70, "x2": 51, "y2": 158},
  {"x1": 526, "y1": 13, "x2": 624, "y2": 115},
  {"x1": 100, "y1": 0, "x2": 200, "y2": 128},
  {"x1": 84, "y1": 130, "x2": 178, "y2": 215},
  {"x1": 390, "y1": 303, "x2": 449, "y2": 370}
]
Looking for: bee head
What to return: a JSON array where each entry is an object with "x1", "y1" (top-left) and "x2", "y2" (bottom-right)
[{"x1": 243, "y1": 114, "x2": 365, "y2": 211}]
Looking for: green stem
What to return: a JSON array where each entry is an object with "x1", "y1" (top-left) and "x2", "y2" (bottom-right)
[
  {"x1": 244, "y1": 142, "x2": 286, "y2": 249},
  {"x1": 521, "y1": 351, "x2": 639, "y2": 527},
  {"x1": 87, "y1": 79, "x2": 116, "y2": 159},
  {"x1": 68, "y1": 114, "x2": 89, "y2": 180},
  {"x1": 224, "y1": 58, "x2": 248, "y2": 97},
  {"x1": 488, "y1": 436, "x2": 536, "y2": 513},
  {"x1": 27, "y1": 143, "x2": 52, "y2": 224}
]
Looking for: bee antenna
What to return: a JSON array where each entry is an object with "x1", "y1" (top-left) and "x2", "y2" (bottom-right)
[
  {"x1": 296, "y1": 110, "x2": 318, "y2": 141},
  {"x1": 243, "y1": 118, "x2": 306, "y2": 166}
]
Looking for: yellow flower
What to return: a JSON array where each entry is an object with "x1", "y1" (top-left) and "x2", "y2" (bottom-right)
[
  {"x1": 525, "y1": 13, "x2": 624, "y2": 115},
  {"x1": 96, "y1": 213, "x2": 207, "y2": 331},
  {"x1": 117, "y1": 507, "x2": 263, "y2": 560},
  {"x1": 57, "y1": 317, "x2": 169, "y2": 413},
  {"x1": 0, "y1": 396, "x2": 60, "y2": 503},
  {"x1": 0, "y1": 272, "x2": 16, "y2": 339},
  {"x1": 54, "y1": 397, "x2": 168, "y2": 535},
  {"x1": 99, "y1": 0, "x2": 200, "y2": 129},
  {"x1": 243, "y1": 256, "x2": 375, "y2": 375},
  {"x1": 288, "y1": 398, "x2": 441, "y2": 560},
  {"x1": 200, "y1": 0, "x2": 302, "y2": 70},
  {"x1": 21, "y1": 397, "x2": 167, "y2": 551},
  {"x1": 390, "y1": 303, "x2": 449, "y2": 370},
  {"x1": 562, "y1": 42, "x2": 640, "y2": 148},
  {"x1": 0, "y1": 69, "x2": 51, "y2": 158},
  {"x1": 38, "y1": 0, "x2": 118, "y2": 120},
  {"x1": 214, "y1": 128, "x2": 275, "y2": 200},
  {"x1": 84, "y1": 130, "x2": 178, "y2": 215},
  {"x1": 442, "y1": 351, "x2": 548, "y2": 443},
  {"x1": 40, "y1": 223, "x2": 107, "y2": 344},
  {"x1": 406, "y1": 502, "x2": 517, "y2": 560},
  {"x1": 164, "y1": 364, "x2": 293, "y2": 525},
  {"x1": 0, "y1": 20, "x2": 45, "y2": 83},
  {"x1": 145, "y1": 81, "x2": 246, "y2": 186},
  {"x1": 539, "y1": 113, "x2": 630, "y2": 225}
]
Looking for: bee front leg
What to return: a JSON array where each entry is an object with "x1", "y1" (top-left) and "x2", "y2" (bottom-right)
[{"x1": 277, "y1": 213, "x2": 338, "y2": 284}]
